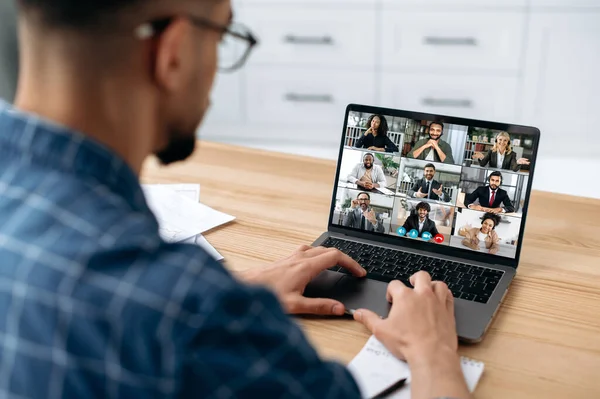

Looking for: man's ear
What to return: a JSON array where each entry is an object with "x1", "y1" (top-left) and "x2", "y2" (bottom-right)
[{"x1": 153, "y1": 18, "x2": 192, "y2": 92}]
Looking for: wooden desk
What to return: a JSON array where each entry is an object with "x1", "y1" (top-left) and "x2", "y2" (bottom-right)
[{"x1": 142, "y1": 141, "x2": 600, "y2": 398}]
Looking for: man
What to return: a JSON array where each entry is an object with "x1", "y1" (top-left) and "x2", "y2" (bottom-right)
[
  {"x1": 464, "y1": 171, "x2": 515, "y2": 213},
  {"x1": 347, "y1": 152, "x2": 387, "y2": 191},
  {"x1": 407, "y1": 163, "x2": 450, "y2": 202},
  {"x1": 0, "y1": 0, "x2": 19, "y2": 101},
  {"x1": 402, "y1": 202, "x2": 440, "y2": 238},
  {"x1": 408, "y1": 122, "x2": 455, "y2": 164},
  {"x1": 0, "y1": 0, "x2": 470, "y2": 398},
  {"x1": 343, "y1": 192, "x2": 385, "y2": 233}
]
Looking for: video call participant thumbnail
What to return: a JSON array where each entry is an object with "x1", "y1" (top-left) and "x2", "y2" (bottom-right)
[
  {"x1": 459, "y1": 212, "x2": 501, "y2": 255},
  {"x1": 408, "y1": 122, "x2": 455, "y2": 164},
  {"x1": 401, "y1": 201, "x2": 440, "y2": 239},
  {"x1": 343, "y1": 192, "x2": 385, "y2": 233},
  {"x1": 472, "y1": 131, "x2": 531, "y2": 171},
  {"x1": 407, "y1": 163, "x2": 450, "y2": 202},
  {"x1": 354, "y1": 114, "x2": 399, "y2": 153},
  {"x1": 464, "y1": 171, "x2": 515, "y2": 213},
  {"x1": 346, "y1": 152, "x2": 387, "y2": 190}
]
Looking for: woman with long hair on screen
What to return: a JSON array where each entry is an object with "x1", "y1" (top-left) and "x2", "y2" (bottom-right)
[
  {"x1": 472, "y1": 131, "x2": 530, "y2": 171},
  {"x1": 460, "y1": 212, "x2": 501, "y2": 255},
  {"x1": 354, "y1": 114, "x2": 399, "y2": 153}
]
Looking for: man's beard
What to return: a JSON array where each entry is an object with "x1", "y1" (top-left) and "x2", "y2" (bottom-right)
[
  {"x1": 155, "y1": 133, "x2": 197, "y2": 165},
  {"x1": 429, "y1": 134, "x2": 441, "y2": 141},
  {"x1": 364, "y1": 163, "x2": 373, "y2": 169}
]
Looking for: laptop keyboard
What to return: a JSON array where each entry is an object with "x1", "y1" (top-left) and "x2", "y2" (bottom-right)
[{"x1": 321, "y1": 237, "x2": 503, "y2": 304}]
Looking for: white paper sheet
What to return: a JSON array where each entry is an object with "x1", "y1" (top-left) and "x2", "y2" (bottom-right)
[
  {"x1": 142, "y1": 184, "x2": 235, "y2": 243},
  {"x1": 347, "y1": 335, "x2": 484, "y2": 398},
  {"x1": 182, "y1": 234, "x2": 224, "y2": 261}
]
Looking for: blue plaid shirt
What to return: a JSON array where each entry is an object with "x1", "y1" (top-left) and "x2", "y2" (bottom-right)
[{"x1": 0, "y1": 101, "x2": 361, "y2": 398}]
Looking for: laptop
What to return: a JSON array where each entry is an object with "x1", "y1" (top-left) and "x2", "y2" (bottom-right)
[{"x1": 305, "y1": 103, "x2": 540, "y2": 343}]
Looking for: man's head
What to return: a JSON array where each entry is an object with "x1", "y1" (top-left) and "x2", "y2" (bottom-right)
[
  {"x1": 480, "y1": 213, "x2": 501, "y2": 234},
  {"x1": 488, "y1": 171, "x2": 503, "y2": 190},
  {"x1": 16, "y1": 0, "x2": 233, "y2": 166},
  {"x1": 415, "y1": 202, "x2": 430, "y2": 221},
  {"x1": 363, "y1": 153, "x2": 374, "y2": 169},
  {"x1": 424, "y1": 163, "x2": 436, "y2": 180},
  {"x1": 356, "y1": 192, "x2": 370, "y2": 211},
  {"x1": 428, "y1": 122, "x2": 444, "y2": 141}
]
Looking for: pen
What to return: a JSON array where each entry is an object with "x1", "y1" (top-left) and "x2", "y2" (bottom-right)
[{"x1": 370, "y1": 378, "x2": 407, "y2": 399}]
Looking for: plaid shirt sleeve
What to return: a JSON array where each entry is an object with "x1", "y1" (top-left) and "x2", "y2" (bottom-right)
[{"x1": 178, "y1": 263, "x2": 361, "y2": 398}]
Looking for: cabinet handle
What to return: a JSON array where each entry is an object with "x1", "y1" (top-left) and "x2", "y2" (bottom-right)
[
  {"x1": 284, "y1": 35, "x2": 334, "y2": 45},
  {"x1": 422, "y1": 98, "x2": 473, "y2": 108},
  {"x1": 284, "y1": 93, "x2": 334, "y2": 103},
  {"x1": 423, "y1": 36, "x2": 478, "y2": 46}
]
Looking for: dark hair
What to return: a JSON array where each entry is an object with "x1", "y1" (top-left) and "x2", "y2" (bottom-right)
[
  {"x1": 17, "y1": 0, "x2": 221, "y2": 28},
  {"x1": 357, "y1": 192, "x2": 370, "y2": 200},
  {"x1": 366, "y1": 114, "x2": 389, "y2": 137},
  {"x1": 488, "y1": 171, "x2": 503, "y2": 184},
  {"x1": 17, "y1": 0, "x2": 141, "y2": 27},
  {"x1": 424, "y1": 163, "x2": 436, "y2": 171},
  {"x1": 363, "y1": 152, "x2": 375, "y2": 161},
  {"x1": 429, "y1": 121, "x2": 444, "y2": 132},
  {"x1": 415, "y1": 202, "x2": 431, "y2": 212},
  {"x1": 481, "y1": 212, "x2": 501, "y2": 228}
]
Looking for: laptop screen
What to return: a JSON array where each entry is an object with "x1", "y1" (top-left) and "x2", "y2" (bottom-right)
[{"x1": 331, "y1": 106, "x2": 539, "y2": 261}]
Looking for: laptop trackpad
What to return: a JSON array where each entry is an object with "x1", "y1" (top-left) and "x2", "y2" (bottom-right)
[{"x1": 332, "y1": 276, "x2": 391, "y2": 318}]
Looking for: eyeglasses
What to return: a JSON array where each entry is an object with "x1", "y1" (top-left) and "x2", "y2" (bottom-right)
[{"x1": 134, "y1": 16, "x2": 258, "y2": 72}]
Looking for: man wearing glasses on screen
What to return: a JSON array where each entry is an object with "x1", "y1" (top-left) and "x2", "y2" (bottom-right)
[{"x1": 0, "y1": 0, "x2": 470, "y2": 398}]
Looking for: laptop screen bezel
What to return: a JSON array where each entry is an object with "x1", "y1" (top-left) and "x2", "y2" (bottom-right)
[{"x1": 327, "y1": 103, "x2": 541, "y2": 269}]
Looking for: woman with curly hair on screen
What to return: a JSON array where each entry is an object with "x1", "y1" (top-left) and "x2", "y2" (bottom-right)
[
  {"x1": 460, "y1": 212, "x2": 501, "y2": 254},
  {"x1": 354, "y1": 114, "x2": 399, "y2": 153}
]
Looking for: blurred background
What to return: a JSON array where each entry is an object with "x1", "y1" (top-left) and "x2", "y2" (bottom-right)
[{"x1": 1, "y1": 0, "x2": 599, "y2": 198}]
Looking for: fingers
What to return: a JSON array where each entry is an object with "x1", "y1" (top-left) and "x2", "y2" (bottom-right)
[
  {"x1": 322, "y1": 250, "x2": 366, "y2": 277},
  {"x1": 410, "y1": 271, "x2": 432, "y2": 292},
  {"x1": 307, "y1": 248, "x2": 366, "y2": 277},
  {"x1": 431, "y1": 281, "x2": 450, "y2": 304},
  {"x1": 288, "y1": 296, "x2": 345, "y2": 316},
  {"x1": 295, "y1": 244, "x2": 313, "y2": 253},
  {"x1": 353, "y1": 308, "x2": 382, "y2": 333},
  {"x1": 386, "y1": 279, "x2": 409, "y2": 303}
]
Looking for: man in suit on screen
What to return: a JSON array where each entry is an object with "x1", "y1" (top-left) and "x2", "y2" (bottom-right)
[{"x1": 464, "y1": 171, "x2": 515, "y2": 213}]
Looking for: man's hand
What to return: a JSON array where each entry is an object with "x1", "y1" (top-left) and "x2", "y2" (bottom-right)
[
  {"x1": 354, "y1": 272, "x2": 470, "y2": 399},
  {"x1": 432, "y1": 185, "x2": 443, "y2": 197},
  {"x1": 491, "y1": 207, "x2": 504, "y2": 214},
  {"x1": 468, "y1": 204, "x2": 484, "y2": 211},
  {"x1": 241, "y1": 246, "x2": 366, "y2": 316},
  {"x1": 428, "y1": 140, "x2": 439, "y2": 150},
  {"x1": 351, "y1": 199, "x2": 360, "y2": 208},
  {"x1": 415, "y1": 187, "x2": 427, "y2": 198},
  {"x1": 364, "y1": 209, "x2": 377, "y2": 225},
  {"x1": 363, "y1": 182, "x2": 374, "y2": 190}
]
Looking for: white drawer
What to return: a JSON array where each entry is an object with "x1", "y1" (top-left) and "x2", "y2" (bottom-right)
[
  {"x1": 239, "y1": 7, "x2": 376, "y2": 68},
  {"x1": 379, "y1": 74, "x2": 519, "y2": 122},
  {"x1": 241, "y1": 0, "x2": 377, "y2": 4},
  {"x1": 381, "y1": 0, "x2": 526, "y2": 6},
  {"x1": 381, "y1": 11, "x2": 526, "y2": 72},
  {"x1": 245, "y1": 68, "x2": 376, "y2": 132},
  {"x1": 530, "y1": 0, "x2": 600, "y2": 6}
]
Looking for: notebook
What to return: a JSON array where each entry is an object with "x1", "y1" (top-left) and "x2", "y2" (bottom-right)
[{"x1": 348, "y1": 335, "x2": 485, "y2": 398}]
